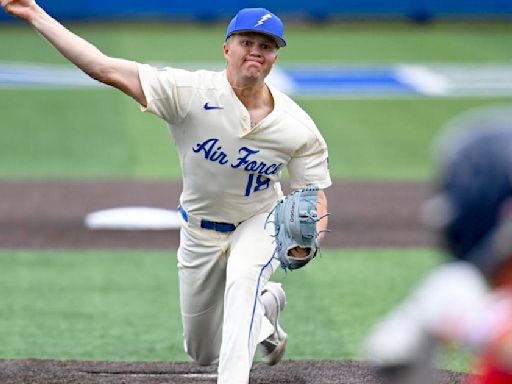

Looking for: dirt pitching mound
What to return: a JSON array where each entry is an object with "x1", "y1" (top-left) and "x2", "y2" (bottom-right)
[{"x1": 0, "y1": 359, "x2": 468, "y2": 384}]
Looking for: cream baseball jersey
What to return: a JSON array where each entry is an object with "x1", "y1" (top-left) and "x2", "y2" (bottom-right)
[{"x1": 138, "y1": 64, "x2": 331, "y2": 223}]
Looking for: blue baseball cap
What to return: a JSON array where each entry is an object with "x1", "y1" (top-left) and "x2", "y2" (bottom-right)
[{"x1": 225, "y1": 8, "x2": 286, "y2": 48}]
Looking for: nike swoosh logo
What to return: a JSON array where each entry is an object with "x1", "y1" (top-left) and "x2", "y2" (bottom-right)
[{"x1": 204, "y1": 102, "x2": 224, "y2": 110}]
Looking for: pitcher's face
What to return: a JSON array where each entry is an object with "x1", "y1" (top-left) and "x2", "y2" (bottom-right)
[{"x1": 224, "y1": 32, "x2": 278, "y2": 82}]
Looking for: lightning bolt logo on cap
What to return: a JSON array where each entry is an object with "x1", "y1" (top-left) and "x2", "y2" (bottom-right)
[{"x1": 255, "y1": 14, "x2": 272, "y2": 27}]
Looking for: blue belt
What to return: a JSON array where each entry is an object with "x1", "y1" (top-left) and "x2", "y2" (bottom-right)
[{"x1": 179, "y1": 206, "x2": 237, "y2": 233}]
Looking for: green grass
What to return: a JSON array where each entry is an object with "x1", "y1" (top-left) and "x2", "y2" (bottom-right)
[
  {"x1": 0, "y1": 248, "x2": 470, "y2": 369},
  {"x1": 0, "y1": 251, "x2": 184, "y2": 361},
  {"x1": 0, "y1": 89, "x2": 178, "y2": 179},
  {"x1": 1, "y1": 22, "x2": 511, "y2": 64},
  {"x1": 298, "y1": 98, "x2": 512, "y2": 180}
]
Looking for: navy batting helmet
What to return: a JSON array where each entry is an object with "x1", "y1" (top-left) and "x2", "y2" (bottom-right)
[{"x1": 422, "y1": 106, "x2": 512, "y2": 277}]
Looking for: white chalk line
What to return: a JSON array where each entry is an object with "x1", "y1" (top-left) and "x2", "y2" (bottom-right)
[{"x1": 1, "y1": 62, "x2": 512, "y2": 97}]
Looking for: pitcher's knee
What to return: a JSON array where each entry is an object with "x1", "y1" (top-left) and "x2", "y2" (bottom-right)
[
  {"x1": 184, "y1": 338, "x2": 219, "y2": 366},
  {"x1": 190, "y1": 349, "x2": 218, "y2": 366}
]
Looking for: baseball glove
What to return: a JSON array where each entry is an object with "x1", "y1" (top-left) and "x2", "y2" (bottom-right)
[{"x1": 267, "y1": 185, "x2": 321, "y2": 271}]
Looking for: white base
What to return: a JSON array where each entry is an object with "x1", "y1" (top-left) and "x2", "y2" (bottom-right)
[{"x1": 85, "y1": 207, "x2": 181, "y2": 230}]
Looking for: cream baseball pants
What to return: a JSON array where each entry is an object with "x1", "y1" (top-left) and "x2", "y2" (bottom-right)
[{"x1": 177, "y1": 212, "x2": 280, "y2": 384}]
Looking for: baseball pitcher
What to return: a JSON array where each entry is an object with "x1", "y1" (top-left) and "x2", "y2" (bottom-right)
[{"x1": 0, "y1": 2, "x2": 332, "y2": 383}]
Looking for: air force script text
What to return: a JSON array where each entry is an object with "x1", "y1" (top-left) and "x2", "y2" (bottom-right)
[
  {"x1": 192, "y1": 137, "x2": 283, "y2": 196},
  {"x1": 192, "y1": 138, "x2": 283, "y2": 175}
]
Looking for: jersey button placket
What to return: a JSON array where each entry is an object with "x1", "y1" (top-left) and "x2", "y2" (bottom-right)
[{"x1": 242, "y1": 115, "x2": 251, "y2": 135}]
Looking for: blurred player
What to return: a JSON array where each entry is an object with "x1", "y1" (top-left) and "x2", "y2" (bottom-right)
[
  {"x1": 0, "y1": 2, "x2": 331, "y2": 383},
  {"x1": 362, "y1": 105, "x2": 512, "y2": 384}
]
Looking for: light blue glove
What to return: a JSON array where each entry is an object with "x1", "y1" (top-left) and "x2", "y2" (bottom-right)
[{"x1": 269, "y1": 185, "x2": 320, "y2": 270}]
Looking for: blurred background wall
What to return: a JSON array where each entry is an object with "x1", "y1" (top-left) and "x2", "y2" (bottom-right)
[{"x1": 1, "y1": 0, "x2": 511, "y2": 23}]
